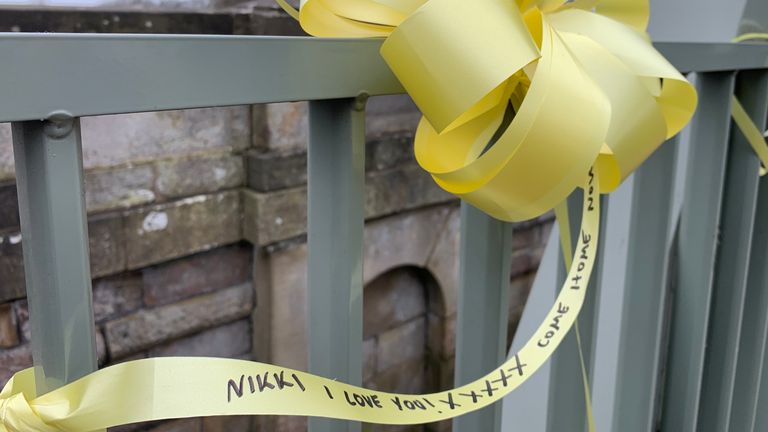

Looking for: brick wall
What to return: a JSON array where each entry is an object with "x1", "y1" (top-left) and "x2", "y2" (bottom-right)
[{"x1": 0, "y1": 7, "x2": 553, "y2": 432}]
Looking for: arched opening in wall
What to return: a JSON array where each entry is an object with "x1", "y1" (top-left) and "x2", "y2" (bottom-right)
[{"x1": 362, "y1": 265, "x2": 446, "y2": 432}]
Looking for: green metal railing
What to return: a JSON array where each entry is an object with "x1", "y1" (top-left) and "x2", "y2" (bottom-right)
[{"x1": 1, "y1": 33, "x2": 767, "y2": 432}]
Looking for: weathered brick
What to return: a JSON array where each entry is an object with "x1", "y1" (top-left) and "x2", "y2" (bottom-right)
[
  {"x1": 242, "y1": 187, "x2": 306, "y2": 246},
  {"x1": 424, "y1": 207, "x2": 460, "y2": 318},
  {"x1": 242, "y1": 166, "x2": 455, "y2": 246},
  {"x1": 12, "y1": 300, "x2": 28, "y2": 342},
  {"x1": 143, "y1": 244, "x2": 251, "y2": 307},
  {"x1": 364, "y1": 270, "x2": 426, "y2": 338},
  {"x1": 245, "y1": 150, "x2": 306, "y2": 192},
  {"x1": 147, "y1": 418, "x2": 202, "y2": 432},
  {"x1": 427, "y1": 312, "x2": 454, "y2": 361},
  {"x1": 257, "y1": 102, "x2": 307, "y2": 154},
  {"x1": 0, "y1": 181, "x2": 19, "y2": 231},
  {"x1": 365, "y1": 136, "x2": 414, "y2": 172},
  {"x1": 245, "y1": 136, "x2": 415, "y2": 194},
  {"x1": 0, "y1": 343, "x2": 31, "y2": 388},
  {"x1": 363, "y1": 337, "x2": 377, "y2": 382},
  {"x1": 92, "y1": 272, "x2": 143, "y2": 323},
  {"x1": 124, "y1": 191, "x2": 241, "y2": 269},
  {"x1": 273, "y1": 415, "x2": 306, "y2": 432},
  {"x1": 150, "y1": 319, "x2": 251, "y2": 358},
  {"x1": 154, "y1": 153, "x2": 244, "y2": 199},
  {"x1": 365, "y1": 357, "x2": 425, "y2": 394},
  {"x1": 0, "y1": 232, "x2": 25, "y2": 302},
  {"x1": 85, "y1": 164, "x2": 156, "y2": 213},
  {"x1": 0, "y1": 303, "x2": 18, "y2": 348},
  {"x1": 201, "y1": 415, "x2": 251, "y2": 432},
  {"x1": 0, "y1": 123, "x2": 12, "y2": 182},
  {"x1": 89, "y1": 212, "x2": 127, "y2": 278},
  {"x1": 80, "y1": 107, "x2": 249, "y2": 170},
  {"x1": 376, "y1": 317, "x2": 426, "y2": 373},
  {"x1": 365, "y1": 94, "x2": 421, "y2": 139},
  {"x1": 105, "y1": 283, "x2": 253, "y2": 358}
]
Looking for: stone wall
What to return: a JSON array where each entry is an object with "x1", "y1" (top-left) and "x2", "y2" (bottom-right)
[{"x1": 0, "y1": 7, "x2": 552, "y2": 432}]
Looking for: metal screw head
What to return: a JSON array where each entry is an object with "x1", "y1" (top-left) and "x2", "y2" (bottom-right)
[{"x1": 44, "y1": 112, "x2": 75, "y2": 139}]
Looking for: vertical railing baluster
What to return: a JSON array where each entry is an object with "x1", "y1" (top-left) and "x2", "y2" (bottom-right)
[
  {"x1": 452, "y1": 203, "x2": 513, "y2": 432},
  {"x1": 698, "y1": 69, "x2": 768, "y2": 432},
  {"x1": 661, "y1": 72, "x2": 736, "y2": 432},
  {"x1": 590, "y1": 137, "x2": 679, "y2": 432},
  {"x1": 730, "y1": 165, "x2": 768, "y2": 431},
  {"x1": 11, "y1": 117, "x2": 99, "y2": 395},
  {"x1": 307, "y1": 97, "x2": 366, "y2": 432}
]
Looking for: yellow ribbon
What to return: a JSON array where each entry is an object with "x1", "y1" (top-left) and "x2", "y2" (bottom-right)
[
  {"x1": 1, "y1": 171, "x2": 600, "y2": 431},
  {"x1": 2, "y1": 1, "x2": 700, "y2": 429},
  {"x1": 730, "y1": 34, "x2": 768, "y2": 176}
]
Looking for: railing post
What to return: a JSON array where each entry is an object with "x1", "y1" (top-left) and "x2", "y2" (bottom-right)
[
  {"x1": 696, "y1": 70, "x2": 768, "y2": 432},
  {"x1": 11, "y1": 116, "x2": 99, "y2": 395},
  {"x1": 452, "y1": 203, "x2": 513, "y2": 432},
  {"x1": 307, "y1": 96, "x2": 366, "y2": 432},
  {"x1": 661, "y1": 72, "x2": 736, "y2": 432}
]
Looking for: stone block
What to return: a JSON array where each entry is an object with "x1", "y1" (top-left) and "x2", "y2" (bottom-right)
[
  {"x1": 0, "y1": 123, "x2": 12, "y2": 182},
  {"x1": 241, "y1": 188, "x2": 306, "y2": 246},
  {"x1": 154, "y1": 153, "x2": 244, "y2": 199},
  {"x1": 365, "y1": 136, "x2": 414, "y2": 172},
  {"x1": 364, "y1": 269, "x2": 426, "y2": 338},
  {"x1": 0, "y1": 343, "x2": 31, "y2": 388},
  {"x1": 202, "y1": 415, "x2": 252, "y2": 432},
  {"x1": 85, "y1": 164, "x2": 156, "y2": 213},
  {"x1": 0, "y1": 232, "x2": 25, "y2": 302},
  {"x1": 363, "y1": 337, "x2": 377, "y2": 382},
  {"x1": 366, "y1": 357, "x2": 425, "y2": 394},
  {"x1": 143, "y1": 244, "x2": 251, "y2": 307},
  {"x1": 0, "y1": 181, "x2": 19, "y2": 231},
  {"x1": 376, "y1": 317, "x2": 426, "y2": 373},
  {"x1": 259, "y1": 102, "x2": 308, "y2": 154},
  {"x1": 242, "y1": 164, "x2": 456, "y2": 247},
  {"x1": 147, "y1": 418, "x2": 202, "y2": 432},
  {"x1": 424, "y1": 207, "x2": 460, "y2": 317},
  {"x1": 105, "y1": 283, "x2": 253, "y2": 359},
  {"x1": 427, "y1": 312, "x2": 454, "y2": 361},
  {"x1": 150, "y1": 319, "x2": 251, "y2": 358},
  {"x1": 245, "y1": 150, "x2": 306, "y2": 192},
  {"x1": 267, "y1": 244, "x2": 308, "y2": 371},
  {"x1": 12, "y1": 300, "x2": 28, "y2": 342},
  {"x1": 80, "y1": 107, "x2": 249, "y2": 170},
  {"x1": 124, "y1": 191, "x2": 241, "y2": 269},
  {"x1": 363, "y1": 206, "x2": 453, "y2": 286},
  {"x1": 273, "y1": 415, "x2": 306, "y2": 432},
  {"x1": 89, "y1": 212, "x2": 127, "y2": 278},
  {"x1": 366, "y1": 165, "x2": 455, "y2": 220},
  {"x1": 365, "y1": 95, "x2": 421, "y2": 139},
  {"x1": 92, "y1": 273, "x2": 143, "y2": 323},
  {"x1": 0, "y1": 303, "x2": 18, "y2": 348}
]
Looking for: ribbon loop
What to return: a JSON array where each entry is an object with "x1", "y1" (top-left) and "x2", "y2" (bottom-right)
[{"x1": 296, "y1": 0, "x2": 697, "y2": 220}]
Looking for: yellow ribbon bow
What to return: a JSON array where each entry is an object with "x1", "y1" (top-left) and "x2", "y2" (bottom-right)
[{"x1": 289, "y1": 0, "x2": 697, "y2": 221}]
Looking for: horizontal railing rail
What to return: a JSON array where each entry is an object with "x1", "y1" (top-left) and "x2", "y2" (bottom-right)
[{"x1": 2, "y1": 36, "x2": 768, "y2": 122}]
